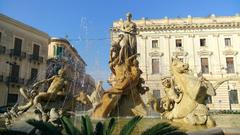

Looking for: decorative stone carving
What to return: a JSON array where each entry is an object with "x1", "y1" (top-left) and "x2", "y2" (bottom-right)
[
  {"x1": 75, "y1": 81, "x2": 104, "y2": 111},
  {"x1": 92, "y1": 13, "x2": 149, "y2": 118},
  {"x1": 222, "y1": 47, "x2": 238, "y2": 56},
  {"x1": 197, "y1": 47, "x2": 213, "y2": 56},
  {"x1": 149, "y1": 51, "x2": 164, "y2": 57},
  {"x1": 1, "y1": 67, "x2": 81, "y2": 126},
  {"x1": 173, "y1": 47, "x2": 188, "y2": 57},
  {"x1": 148, "y1": 57, "x2": 232, "y2": 127}
]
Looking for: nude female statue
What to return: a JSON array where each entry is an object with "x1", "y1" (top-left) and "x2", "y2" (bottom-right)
[{"x1": 118, "y1": 12, "x2": 138, "y2": 65}]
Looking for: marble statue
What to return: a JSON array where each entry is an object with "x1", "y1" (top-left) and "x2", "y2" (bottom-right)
[
  {"x1": 118, "y1": 12, "x2": 138, "y2": 64},
  {"x1": 92, "y1": 13, "x2": 149, "y2": 118},
  {"x1": 32, "y1": 68, "x2": 70, "y2": 106},
  {"x1": 75, "y1": 81, "x2": 104, "y2": 110},
  {"x1": 11, "y1": 68, "x2": 70, "y2": 112},
  {"x1": 88, "y1": 81, "x2": 104, "y2": 108},
  {"x1": 149, "y1": 57, "x2": 231, "y2": 127},
  {"x1": 2, "y1": 68, "x2": 74, "y2": 126}
]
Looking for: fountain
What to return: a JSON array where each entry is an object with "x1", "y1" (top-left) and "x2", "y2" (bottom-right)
[
  {"x1": 1, "y1": 13, "x2": 239, "y2": 135},
  {"x1": 91, "y1": 12, "x2": 149, "y2": 118},
  {"x1": 1, "y1": 65, "x2": 94, "y2": 126}
]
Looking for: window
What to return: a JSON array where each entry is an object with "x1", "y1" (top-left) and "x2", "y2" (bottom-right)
[
  {"x1": 7, "y1": 94, "x2": 18, "y2": 106},
  {"x1": 0, "y1": 32, "x2": 2, "y2": 42},
  {"x1": 55, "y1": 46, "x2": 64, "y2": 57},
  {"x1": 30, "y1": 68, "x2": 38, "y2": 80},
  {"x1": 225, "y1": 38, "x2": 231, "y2": 47},
  {"x1": 176, "y1": 39, "x2": 182, "y2": 48},
  {"x1": 226, "y1": 57, "x2": 235, "y2": 73},
  {"x1": 14, "y1": 37, "x2": 22, "y2": 56},
  {"x1": 201, "y1": 58, "x2": 209, "y2": 74},
  {"x1": 229, "y1": 90, "x2": 238, "y2": 104},
  {"x1": 153, "y1": 90, "x2": 160, "y2": 99},
  {"x1": 200, "y1": 38, "x2": 206, "y2": 47},
  {"x1": 152, "y1": 40, "x2": 158, "y2": 48},
  {"x1": 33, "y1": 44, "x2": 40, "y2": 57},
  {"x1": 152, "y1": 59, "x2": 159, "y2": 74},
  {"x1": 11, "y1": 64, "x2": 20, "y2": 83},
  {"x1": 205, "y1": 96, "x2": 212, "y2": 104}
]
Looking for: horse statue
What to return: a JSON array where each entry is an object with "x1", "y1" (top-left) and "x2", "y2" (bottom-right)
[{"x1": 148, "y1": 57, "x2": 231, "y2": 127}]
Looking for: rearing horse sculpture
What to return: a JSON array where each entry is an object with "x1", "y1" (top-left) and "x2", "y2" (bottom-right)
[{"x1": 148, "y1": 57, "x2": 231, "y2": 127}]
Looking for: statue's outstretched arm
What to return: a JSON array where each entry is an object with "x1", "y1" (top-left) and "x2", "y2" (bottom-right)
[{"x1": 33, "y1": 76, "x2": 55, "y2": 87}]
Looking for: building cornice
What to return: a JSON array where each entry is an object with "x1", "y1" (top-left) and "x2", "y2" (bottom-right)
[
  {"x1": 113, "y1": 22, "x2": 240, "y2": 32},
  {"x1": 0, "y1": 13, "x2": 50, "y2": 39},
  {"x1": 50, "y1": 37, "x2": 87, "y2": 66}
]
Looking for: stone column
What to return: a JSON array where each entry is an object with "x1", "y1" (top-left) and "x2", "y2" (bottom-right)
[
  {"x1": 139, "y1": 35, "x2": 148, "y2": 80},
  {"x1": 213, "y1": 33, "x2": 222, "y2": 73}
]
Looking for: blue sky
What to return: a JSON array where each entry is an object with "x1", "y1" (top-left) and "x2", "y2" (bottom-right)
[{"x1": 0, "y1": 0, "x2": 240, "y2": 88}]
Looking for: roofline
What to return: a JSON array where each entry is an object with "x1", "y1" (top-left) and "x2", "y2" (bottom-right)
[
  {"x1": 113, "y1": 14, "x2": 240, "y2": 23},
  {"x1": 0, "y1": 13, "x2": 50, "y2": 39},
  {"x1": 51, "y1": 37, "x2": 71, "y2": 45},
  {"x1": 50, "y1": 37, "x2": 87, "y2": 66}
]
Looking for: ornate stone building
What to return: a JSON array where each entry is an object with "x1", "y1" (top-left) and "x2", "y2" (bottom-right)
[
  {"x1": 112, "y1": 14, "x2": 240, "y2": 110},
  {"x1": 48, "y1": 38, "x2": 95, "y2": 96},
  {"x1": 0, "y1": 14, "x2": 50, "y2": 107}
]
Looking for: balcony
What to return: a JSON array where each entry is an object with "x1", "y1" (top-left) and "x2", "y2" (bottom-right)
[
  {"x1": 0, "y1": 45, "x2": 6, "y2": 54},
  {"x1": 6, "y1": 76, "x2": 25, "y2": 84},
  {"x1": 28, "y1": 54, "x2": 44, "y2": 64},
  {"x1": 9, "y1": 49, "x2": 26, "y2": 59}
]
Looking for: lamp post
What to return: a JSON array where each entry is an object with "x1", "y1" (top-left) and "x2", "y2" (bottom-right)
[
  {"x1": 227, "y1": 80, "x2": 232, "y2": 111},
  {"x1": 5, "y1": 61, "x2": 16, "y2": 106},
  {"x1": 221, "y1": 66, "x2": 232, "y2": 111},
  {"x1": 224, "y1": 66, "x2": 232, "y2": 111}
]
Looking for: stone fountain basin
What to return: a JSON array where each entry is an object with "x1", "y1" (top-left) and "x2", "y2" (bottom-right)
[
  {"x1": 1, "y1": 114, "x2": 240, "y2": 135},
  {"x1": 73, "y1": 114, "x2": 240, "y2": 135}
]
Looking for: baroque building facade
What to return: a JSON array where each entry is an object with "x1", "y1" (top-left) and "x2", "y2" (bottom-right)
[
  {"x1": 0, "y1": 13, "x2": 50, "y2": 107},
  {"x1": 0, "y1": 14, "x2": 95, "y2": 108},
  {"x1": 112, "y1": 14, "x2": 240, "y2": 110},
  {"x1": 48, "y1": 37, "x2": 95, "y2": 96}
]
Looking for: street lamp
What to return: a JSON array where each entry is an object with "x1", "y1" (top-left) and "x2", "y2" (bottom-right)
[
  {"x1": 227, "y1": 81, "x2": 232, "y2": 111},
  {"x1": 221, "y1": 66, "x2": 232, "y2": 111},
  {"x1": 224, "y1": 66, "x2": 233, "y2": 111},
  {"x1": 5, "y1": 61, "x2": 16, "y2": 106}
]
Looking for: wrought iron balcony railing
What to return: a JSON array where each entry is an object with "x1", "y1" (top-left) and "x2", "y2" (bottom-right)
[
  {"x1": 28, "y1": 54, "x2": 43, "y2": 63},
  {"x1": 6, "y1": 76, "x2": 25, "y2": 84},
  {"x1": 9, "y1": 49, "x2": 26, "y2": 59}
]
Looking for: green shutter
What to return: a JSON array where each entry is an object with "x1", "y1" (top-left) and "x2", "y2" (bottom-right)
[{"x1": 53, "y1": 46, "x2": 56, "y2": 56}]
